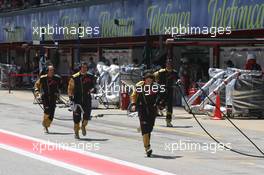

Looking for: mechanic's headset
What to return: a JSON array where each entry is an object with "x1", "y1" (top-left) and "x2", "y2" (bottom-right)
[{"x1": 78, "y1": 61, "x2": 88, "y2": 69}]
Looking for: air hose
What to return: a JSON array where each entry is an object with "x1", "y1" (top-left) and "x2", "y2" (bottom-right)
[{"x1": 177, "y1": 82, "x2": 264, "y2": 158}]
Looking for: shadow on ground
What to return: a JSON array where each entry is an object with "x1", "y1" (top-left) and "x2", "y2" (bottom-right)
[
  {"x1": 48, "y1": 132, "x2": 73, "y2": 135},
  {"x1": 79, "y1": 138, "x2": 109, "y2": 142},
  {"x1": 150, "y1": 154, "x2": 183, "y2": 159}
]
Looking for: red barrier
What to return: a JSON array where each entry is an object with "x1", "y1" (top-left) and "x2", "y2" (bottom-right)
[{"x1": 9, "y1": 73, "x2": 38, "y2": 77}]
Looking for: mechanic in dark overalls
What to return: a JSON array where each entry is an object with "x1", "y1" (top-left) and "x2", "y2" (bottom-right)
[
  {"x1": 68, "y1": 62, "x2": 96, "y2": 139},
  {"x1": 154, "y1": 59, "x2": 179, "y2": 127},
  {"x1": 34, "y1": 65, "x2": 61, "y2": 133},
  {"x1": 130, "y1": 71, "x2": 164, "y2": 157}
]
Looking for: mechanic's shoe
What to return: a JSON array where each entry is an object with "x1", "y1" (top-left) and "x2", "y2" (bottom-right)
[
  {"x1": 81, "y1": 120, "x2": 88, "y2": 136},
  {"x1": 42, "y1": 114, "x2": 50, "y2": 133},
  {"x1": 146, "y1": 147, "x2": 153, "y2": 157},
  {"x1": 166, "y1": 118, "x2": 173, "y2": 127},
  {"x1": 166, "y1": 121, "x2": 173, "y2": 127},
  {"x1": 143, "y1": 133, "x2": 152, "y2": 157},
  {"x1": 74, "y1": 133, "x2": 80, "y2": 139},
  {"x1": 81, "y1": 126, "x2": 86, "y2": 136},
  {"x1": 74, "y1": 123, "x2": 80, "y2": 139},
  {"x1": 43, "y1": 126, "x2": 49, "y2": 134}
]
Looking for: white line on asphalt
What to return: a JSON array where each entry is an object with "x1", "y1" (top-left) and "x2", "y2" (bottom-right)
[
  {"x1": 0, "y1": 129, "x2": 176, "y2": 175},
  {"x1": 0, "y1": 143, "x2": 101, "y2": 175}
]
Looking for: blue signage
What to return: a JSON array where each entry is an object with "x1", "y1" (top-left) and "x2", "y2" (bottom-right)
[{"x1": 0, "y1": 0, "x2": 263, "y2": 42}]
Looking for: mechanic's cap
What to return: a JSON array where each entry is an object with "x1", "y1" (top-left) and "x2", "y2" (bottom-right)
[
  {"x1": 143, "y1": 70, "x2": 154, "y2": 79},
  {"x1": 247, "y1": 53, "x2": 256, "y2": 61},
  {"x1": 80, "y1": 61, "x2": 88, "y2": 66}
]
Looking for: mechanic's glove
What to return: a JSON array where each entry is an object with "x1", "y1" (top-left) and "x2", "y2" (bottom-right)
[
  {"x1": 34, "y1": 91, "x2": 41, "y2": 99},
  {"x1": 69, "y1": 96, "x2": 74, "y2": 102},
  {"x1": 156, "y1": 99, "x2": 165, "y2": 110},
  {"x1": 176, "y1": 79, "x2": 182, "y2": 85}
]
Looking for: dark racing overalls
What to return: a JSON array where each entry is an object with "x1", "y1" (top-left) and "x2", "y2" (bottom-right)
[
  {"x1": 131, "y1": 81, "x2": 162, "y2": 156},
  {"x1": 34, "y1": 74, "x2": 61, "y2": 130},
  {"x1": 154, "y1": 68, "x2": 178, "y2": 126},
  {"x1": 68, "y1": 72, "x2": 96, "y2": 138}
]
